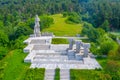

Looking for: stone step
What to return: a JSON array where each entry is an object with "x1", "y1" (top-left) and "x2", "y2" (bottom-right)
[
  {"x1": 60, "y1": 69, "x2": 70, "y2": 80},
  {"x1": 33, "y1": 59, "x2": 83, "y2": 64},
  {"x1": 45, "y1": 72, "x2": 55, "y2": 76},
  {"x1": 34, "y1": 58, "x2": 68, "y2": 61},
  {"x1": 34, "y1": 55, "x2": 68, "y2": 59},
  {"x1": 36, "y1": 53, "x2": 62, "y2": 55},
  {"x1": 34, "y1": 56, "x2": 68, "y2": 60},
  {"x1": 60, "y1": 79, "x2": 70, "y2": 80},
  {"x1": 44, "y1": 69, "x2": 55, "y2": 80}
]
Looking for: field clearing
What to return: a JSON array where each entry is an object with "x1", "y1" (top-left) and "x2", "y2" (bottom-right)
[{"x1": 42, "y1": 14, "x2": 83, "y2": 36}]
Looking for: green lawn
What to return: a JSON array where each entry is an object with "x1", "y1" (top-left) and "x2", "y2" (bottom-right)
[
  {"x1": 2, "y1": 49, "x2": 30, "y2": 80},
  {"x1": 42, "y1": 14, "x2": 83, "y2": 36},
  {"x1": 52, "y1": 38, "x2": 69, "y2": 44}
]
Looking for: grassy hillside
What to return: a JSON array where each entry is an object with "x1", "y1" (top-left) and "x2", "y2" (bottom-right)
[
  {"x1": 2, "y1": 50, "x2": 30, "y2": 80},
  {"x1": 42, "y1": 14, "x2": 83, "y2": 36}
]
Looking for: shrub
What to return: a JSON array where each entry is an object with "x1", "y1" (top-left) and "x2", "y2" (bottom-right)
[
  {"x1": 99, "y1": 40, "x2": 117, "y2": 55},
  {"x1": 40, "y1": 15, "x2": 54, "y2": 30},
  {"x1": 65, "y1": 12, "x2": 81, "y2": 24}
]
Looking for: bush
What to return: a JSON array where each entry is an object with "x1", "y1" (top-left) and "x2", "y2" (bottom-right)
[
  {"x1": 62, "y1": 12, "x2": 68, "y2": 17},
  {"x1": 90, "y1": 42, "x2": 100, "y2": 55},
  {"x1": 40, "y1": 15, "x2": 54, "y2": 30},
  {"x1": 99, "y1": 40, "x2": 117, "y2": 55},
  {"x1": 108, "y1": 33, "x2": 117, "y2": 41},
  {"x1": 13, "y1": 36, "x2": 28, "y2": 49},
  {"x1": 65, "y1": 12, "x2": 81, "y2": 24},
  {"x1": 81, "y1": 23, "x2": 100, "y2": 42}
]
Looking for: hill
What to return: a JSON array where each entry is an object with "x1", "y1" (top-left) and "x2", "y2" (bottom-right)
[{"x1": 42, "y1": 14, "x2": 83, "y2": 36}]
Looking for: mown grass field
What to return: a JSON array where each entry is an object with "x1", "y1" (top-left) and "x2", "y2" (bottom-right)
[{"x1": 42, "y1": 14, "x2": 83, "y2": 36}]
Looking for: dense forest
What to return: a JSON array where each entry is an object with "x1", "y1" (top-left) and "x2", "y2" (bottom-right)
[
  {"x1": 0, "y1": 0, "x2": 120, "y2": 80},
  {"x1": 0, "y1": 0, "x2": 119, "y2": 28}
]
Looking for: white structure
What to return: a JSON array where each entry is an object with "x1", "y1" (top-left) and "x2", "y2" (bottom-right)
[{"x1": 23, "y1": 15, "x2": 101, "y2": 80}]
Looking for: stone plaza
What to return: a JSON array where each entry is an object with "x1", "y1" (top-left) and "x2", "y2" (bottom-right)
[{"x1": 23, "y1": 15, "x2": 101, "y2": 80}]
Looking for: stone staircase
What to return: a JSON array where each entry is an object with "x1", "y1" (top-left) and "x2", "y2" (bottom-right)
[
  {"x1": 60, "y1": 69, "x2": 70, "y2": 80},
  {"x1": 44, "y1": 69, "x2": 55, "y2": 80}
]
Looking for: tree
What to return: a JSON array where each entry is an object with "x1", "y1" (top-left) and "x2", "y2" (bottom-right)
[
  {"x1": 65, "y1": 12, "x2": 81, "y2": 24},
  {"x1": 14, "y1": 22, "x2": 32, "y2": 38},
  {"x1": 40, "y1": 15, "x2": 54, "y2": 30},
  {"x1": 81, "y1": 22, "x2": 100, "y2": 42},
  {"x1": 99, "y1": 40, "x2": 117, "y2": 55},
  {"x1": 99, "y1": 20, "x2": 110, "y2": 32}
]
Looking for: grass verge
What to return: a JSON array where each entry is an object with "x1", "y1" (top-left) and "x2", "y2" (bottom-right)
[{"x1": 54, "y1": 68, "x2": 60, "y2": 80}]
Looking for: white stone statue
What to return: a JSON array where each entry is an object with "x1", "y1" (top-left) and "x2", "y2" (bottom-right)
[{"x1": 34, "y1": 15, "x2": 41, "y2": 37}]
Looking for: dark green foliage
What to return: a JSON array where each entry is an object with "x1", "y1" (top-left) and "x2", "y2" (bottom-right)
[
  {"x1": 54, "y1": 68, "x2": 60, "y2": 80},
  {"x1": 0, "y1": 0, "x2": 119, "y2": 30},
  {"x1": 65, "y1": 12, "x2": 81, "y2": 24},
  {"x1": 108, "y1": 33, "x2": 117, "y2": 41},
  {"x1": 24, "y1": 68, "x2": 45, "y2": 80},
  {"x1": 13, "y1": 36, "x2": 28, "y2": 49},
  {"x1": 40, "y1": 16, "x2": 54, "y2": 30},
  {"x1": 52, "y1": 38, "x2": 69, "y2": 44},
  {"x1": 99, "y1": 20, "x2": 110, "y2": 32},
  {"x1": 81, "y1": 23, "x2": 100, "y2": 42},
  {"x1": 14, "y1": 22, "x2": 32, "y2": 39},
  {"x1": 62, "y1": 12, "x2": 68, "y2": 17}
]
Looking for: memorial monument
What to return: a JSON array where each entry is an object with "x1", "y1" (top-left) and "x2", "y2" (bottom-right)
[{"x1": 23, "y1": 15, "x2": 101, "y2": 80}]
